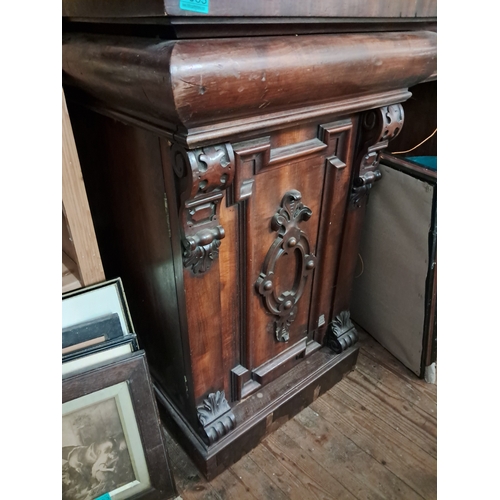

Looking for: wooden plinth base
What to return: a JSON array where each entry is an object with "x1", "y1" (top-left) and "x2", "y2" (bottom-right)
[{"x1": 155, "y1": 346, "x2": 358, "y2": 480}]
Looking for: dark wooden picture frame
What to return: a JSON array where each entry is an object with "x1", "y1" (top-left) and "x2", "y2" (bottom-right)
[
  {"x1": 62, "y1": 351, "x2": 177, "y2": 500},
  {"x1": 62, "y1": 334, "x2": 140, "y2": 378}
]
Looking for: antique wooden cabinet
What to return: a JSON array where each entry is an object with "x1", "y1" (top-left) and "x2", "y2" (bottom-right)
[{"x1": 62, "y1": 1, "x2": 436, "y2": 479}]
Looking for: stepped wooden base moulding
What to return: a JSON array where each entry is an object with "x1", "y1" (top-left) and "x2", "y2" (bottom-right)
[
  {"x1": 156, "y1": 346, "x2": 358, "y2": 479},
  {"x1": 62, "y1": 20, "x2": 436, "y2": 479}
]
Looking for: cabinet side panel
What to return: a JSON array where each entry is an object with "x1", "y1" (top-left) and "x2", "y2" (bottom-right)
[{"x1": 68, "y1": 102, "x2": 191, "y2": 414}]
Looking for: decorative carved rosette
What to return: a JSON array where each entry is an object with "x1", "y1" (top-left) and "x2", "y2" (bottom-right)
[
  {"x1": 326, "y1": 310, "x2": 359, "y2": 354},
  {"x1": 196, "y1": 390, "x2": 236, "y2": 445},
  {"x1": 351, "y1": 104, "x2": 404, "y2": 208},
  {"x1": 256, "y1": 190, "x2": 317, "y2": 342},
  {"x1": 171, "y1": 143, "x2": 235, "y2": 274}
]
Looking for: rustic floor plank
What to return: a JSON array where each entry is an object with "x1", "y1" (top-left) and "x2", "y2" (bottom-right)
[
  {"x1": 229, "y1": 454, "x2": 290, "y2": 500},
  {"x1": 341, "y1": 370, "x2": 437, "y2": 459},
  {"x1": 264, "y1": 429, "x2": 358, "y2": 500},
  {"x1": 322, "y1": 386, "x2": 436, "y2": 473},
  {"x1": 356, "y1": 352, "x2": 437, "y2": 419},
  {"x1": 355, "y1": 327, "x2": 437, "y2": 400},
  {"x1": 289, "y1": 407, "x2": 425, "y2": 500},
  {"x1": 245, "y1": 441, "x2": 319, "y2": 500},
  {"x1": 353, "y1": 355, "x2": 437, "y2": 433},
  {"x1": 311, "y1": 392, "x2": 437, "y2": 499},
  {"x1": 165, "y1": 331, "x2": 437, "y2": 500},
  {"x1": 210, "y1": 468, "x2": 260, "y2": 500}
]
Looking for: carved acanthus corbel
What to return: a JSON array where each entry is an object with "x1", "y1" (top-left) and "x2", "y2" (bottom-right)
[
  {"x1": 351, "y1": 104, "x2": 404, "y2": 208},
  {"x1": 196, "y1": 390, "x2": 236, "y2": 445},
  {"x1": 171, "y1": 143, "x2": 235, "y2": 274},
  {"x1": 326, "y1": 310, "x2": 359, "y2": 354}
]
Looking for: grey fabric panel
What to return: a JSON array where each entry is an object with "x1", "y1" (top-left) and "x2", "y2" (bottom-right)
[{"x1": 351, "y1": 163, "x2": 434, "y2": 376}]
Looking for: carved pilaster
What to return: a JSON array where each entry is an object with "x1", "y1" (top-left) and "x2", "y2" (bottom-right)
[
  {"x1": 171, "y1": 143, "x2": 235, "y2": 274},
  {"x1": 256, "y1": 190, "x2": 317, "y2": 342},
  {"x1": 351, "y1": 104, "x2": 404, "y2": 208},
  {"x1": 196, "y1": 390, "x2": 236, "y2": 445},
  {"x1": 326, "y1": 311, "x2": 359, "y2": 354}
]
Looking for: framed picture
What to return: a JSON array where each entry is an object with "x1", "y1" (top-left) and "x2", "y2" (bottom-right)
[
  {"x1": 62, "y1": 278, "x2": 135, "y2": 357},
  {"x1": 62, "y1": 351, "x2": 177, "y2": 500},
  {"x1": 63, "y1": 313, "x2": 125, "y2": 355},
  {"x1": 62, "y1": 335, "x2": 139, "y2": 378}
]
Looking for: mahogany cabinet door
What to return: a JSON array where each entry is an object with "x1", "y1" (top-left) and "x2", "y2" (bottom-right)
[{"x1": 224, "y1": 117, "x2": 357, "y2": 400}]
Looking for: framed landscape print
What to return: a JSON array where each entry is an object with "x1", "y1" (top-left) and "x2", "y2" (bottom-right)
[{"x1": 62, "y1": 351, "x2": 177, "y2": 500}]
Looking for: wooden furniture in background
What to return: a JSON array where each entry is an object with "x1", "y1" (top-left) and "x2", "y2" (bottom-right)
[
  {"x1": 62, "y1": 89, "x2": 105, "y2": 291},
  {"x1": 62, "y1": 2, "x2": 436, "y2": 479}
]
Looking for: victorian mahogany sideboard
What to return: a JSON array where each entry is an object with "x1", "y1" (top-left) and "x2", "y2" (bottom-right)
[{"x1": 62, "y1": 1, "x2": 437, "y2": 479}]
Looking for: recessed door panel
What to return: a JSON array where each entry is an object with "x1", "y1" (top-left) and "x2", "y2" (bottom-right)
[
  {"x1": 248, "y1": 158, "x2": 325, "y2": 369},
  {"x1": 229, "y1": 117, "x2": 355, "y2": 400}
]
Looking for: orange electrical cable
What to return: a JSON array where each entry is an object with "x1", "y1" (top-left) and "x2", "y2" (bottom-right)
[{"x1": 392, "y1": 128, "x2": 437, "y2": 155}]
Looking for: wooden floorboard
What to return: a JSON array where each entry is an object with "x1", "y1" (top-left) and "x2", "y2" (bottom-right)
[{"x1": 165, "y1": 329, "x2": 437, "y2": 500}]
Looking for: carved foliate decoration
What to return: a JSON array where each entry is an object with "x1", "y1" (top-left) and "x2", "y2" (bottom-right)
[
  {"x1": 256, "y1": 190, "x2": 317, "y2": 342},
  {"x1": 171, "y1": 143, "x2": 235, "y2": 274},
  {"x1": 196, "y1": 390, "x2": 236, "y2": 445},
  {"x1": 182, "y1": 226, "x2": 225, "y2": 274},
  {"x1": 351, "y1": 104, "x2": 404, "y2": 208},
  {"x1": 326, "y1": 311, "x2": 359, "y2": 354}
]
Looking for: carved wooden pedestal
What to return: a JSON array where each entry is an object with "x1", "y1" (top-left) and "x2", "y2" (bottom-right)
[{"x1": 63, "y1": 24, "x2": 436, "y2": 479}]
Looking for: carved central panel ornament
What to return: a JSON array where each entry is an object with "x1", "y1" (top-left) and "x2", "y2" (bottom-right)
[{"x1": 256, "y1": 190, "x2": 317, "y2": 342}]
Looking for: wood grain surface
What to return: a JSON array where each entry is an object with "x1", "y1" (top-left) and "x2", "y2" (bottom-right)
[{"x1": 62, "y1": 31, "x2": 436, "y2": 145}]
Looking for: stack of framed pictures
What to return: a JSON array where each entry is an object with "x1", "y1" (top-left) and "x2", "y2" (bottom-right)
[
  {"x1": 62, "y1": 279, "x2": 178, "y2": 499},
  {"x1": 62, "y1": 279, "x2": 138, "y2": 377}
]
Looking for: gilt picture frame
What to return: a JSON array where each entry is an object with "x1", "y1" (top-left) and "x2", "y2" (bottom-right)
[{"x1": 62, "y1": 351, "x2": 177, "y2": 500}]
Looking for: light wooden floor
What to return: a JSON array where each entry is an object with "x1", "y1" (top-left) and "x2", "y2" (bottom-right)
[{"x1": 164, "y1": 329, "x2": 437, "y2": 500}]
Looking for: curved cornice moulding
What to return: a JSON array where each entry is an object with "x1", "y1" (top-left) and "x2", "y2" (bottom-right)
[{"x1": 62, "y1": 31, "x2": 436, "y2": 144}]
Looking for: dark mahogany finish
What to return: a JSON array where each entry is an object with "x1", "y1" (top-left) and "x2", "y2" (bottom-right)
[{"x1": 63, "y1": 5, "x2": 437, "y2": 479}]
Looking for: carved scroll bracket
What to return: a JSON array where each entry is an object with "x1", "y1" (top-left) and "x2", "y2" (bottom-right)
[
  {"x1": 256, "y1": 190, "x2": 317, "y2": 342},
  {"x1": 351, "y1": 104, "x2": 404, "y2": 208},
  {"x1": 171, "y1": 143, "x2": 235, "y2": 274},
  {"x1": 326, "y1": 311, "x2": 359, "y2": 354},
  {"x1": 197, "y1": 390, "x2": 236, "y2": 445}
]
